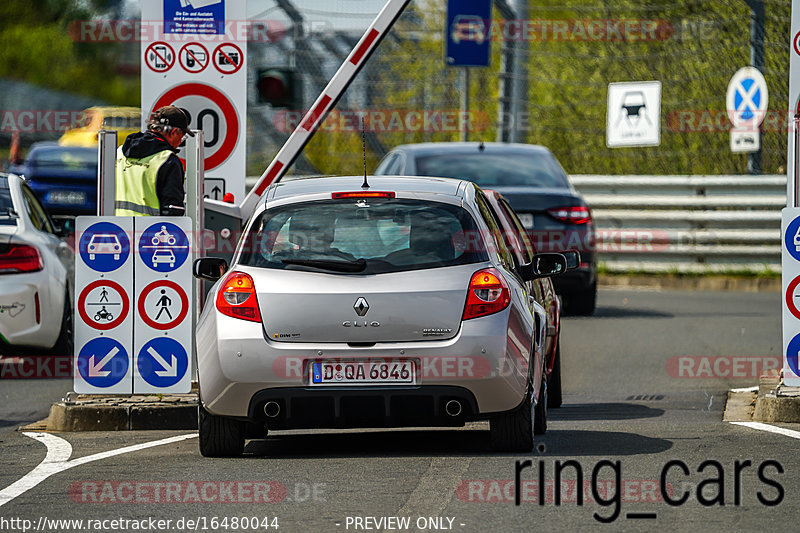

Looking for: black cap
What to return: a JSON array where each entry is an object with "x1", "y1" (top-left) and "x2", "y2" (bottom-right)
[{"x1": 150, "y1": 106, "x2": 194, "y2": 136}]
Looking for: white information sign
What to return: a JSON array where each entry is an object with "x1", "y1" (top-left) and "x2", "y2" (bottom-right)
[
  {"x1": 606, "y1": 81, "x2": 661, "y2": 148},
  {"x1": 133, "y1": 217, "x2": 194, "y2": 393},
  {"x1": 74, "y1": 217, "x2": 134, "y2": 394},
  {"x1": 141, "y1": 0, "x2": 246, "y2": 201}
]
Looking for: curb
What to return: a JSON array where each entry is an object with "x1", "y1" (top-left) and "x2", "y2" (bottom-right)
[
  {"x1": 24, "y1": 394, "x2": 198, "y2": 432},
  {"x1": 599, "y1": 274, "x2": 780, "y2": 292},
  {"x1": 723, "y1": 375, "x2": 800, "y2": 424}
]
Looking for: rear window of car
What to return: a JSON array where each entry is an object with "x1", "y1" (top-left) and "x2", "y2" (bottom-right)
[
  {"x1": 0, "y1": 178, "x2": 16, "y2": 226},
  {"x1": 414, "y1": 152, "x2": 569, "y2": 189},
  {"x1": 31, "y1": 148, "x2": 97, "y2": 169},
  {"x1": 239, "y1": 198, "x2": 488, "y2": 274}
]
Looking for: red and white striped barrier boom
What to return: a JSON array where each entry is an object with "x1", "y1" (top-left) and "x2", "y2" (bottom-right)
[{"x1": 239, "y1": 0, "x2": 412, "y2": 218}]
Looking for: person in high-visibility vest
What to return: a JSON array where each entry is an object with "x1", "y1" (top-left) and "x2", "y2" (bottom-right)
[{"x1": 115, "y1": 106, "x2": 194, "y2": 216}]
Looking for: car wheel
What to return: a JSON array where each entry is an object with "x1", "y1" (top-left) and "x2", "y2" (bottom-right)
[
  {"x1": 51, "y1": 292, "x2": 73, "y2": 355},
  {"x1": 547, "y1": 341, "x2": 562, "y2": 409},
  {"x1": 198, "y1": 404, "x2": 245, "y2": 457},
  {"x1": 569, "y1": 280, "x2": 597, "y2": 316},
  {"x1": 490, "y1": 376, "x2": 536, "y2": 452}
]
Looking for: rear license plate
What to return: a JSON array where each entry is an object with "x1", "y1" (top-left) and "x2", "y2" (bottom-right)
[
  {"x1": 310, "y1": 360, "x2": 415, "y2": 386},
  {"x1": 48, "y1": 191, "x2": 86, "y2": 205}
]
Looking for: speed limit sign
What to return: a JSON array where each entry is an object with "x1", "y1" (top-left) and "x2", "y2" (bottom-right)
[
  {"x1": 141, "y1": 0, "x2": 246, "y2": 199},
  {"x1": 151, "y1": 83, "x2": 240, "y2": 172}
]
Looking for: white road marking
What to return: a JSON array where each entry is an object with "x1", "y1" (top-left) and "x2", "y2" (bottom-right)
[
  {"x1": 730, "y1": 386, "x2": 758, "y2": 393},
  {"x1": 730, "y1": 421, "x2": 800, "y2": 440},
  {"x1": 0, "y1": 432, "x2": 197, "y2": 508}
]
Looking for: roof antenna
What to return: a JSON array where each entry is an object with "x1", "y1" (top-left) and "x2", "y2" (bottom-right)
[
  {"x1": 361, "y1": 115, "x2": 369, "y2": 189},
  {"x1": 478, "y1": 141, "x2": 485, "y2": 152}
]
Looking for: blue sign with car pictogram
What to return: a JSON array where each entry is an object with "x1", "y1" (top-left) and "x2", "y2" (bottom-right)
[
  {"x1": 78, "y1": 222, "x2": 130, "y2": 272},
  {"x1": 76, "y1": 337, "x2": 129, "y2": 388},
  {"x1": 138, "y1": 221, "x2": 190, "y2": 272},
  {"x1": 445, "y1": 0, "x2": 491, "y2": 67},
  {"x1": 137, "y1": 337, "x2": 189, "y2": 388}
]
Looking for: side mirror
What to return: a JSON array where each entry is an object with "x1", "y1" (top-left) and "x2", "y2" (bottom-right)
[
  {"x1": 520, "y1": 253, "x2": 567, "y2": 280},
  {"x1": 560, "y1": 250, "x2": 581, "y2": 271},
  {"x1": 193, "y1": 257, "x2": 228, "y2": 281}
]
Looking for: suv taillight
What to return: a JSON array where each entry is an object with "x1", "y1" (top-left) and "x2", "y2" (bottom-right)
[
  {"x1": 216, "y1": 271, "x2": 261, "y2": 322},
  {"x1": 0, "y1": 245, "x2": 43, "y2": 274},
  {"x1": 462, "y1": 268, "x2": 511, "y2": 320},
  {"x1": 547, "y1": 206, "x2": 591, "y2": 225}
]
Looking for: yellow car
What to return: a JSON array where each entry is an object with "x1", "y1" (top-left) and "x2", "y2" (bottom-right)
[{"x1": 58, "y1": 106, "x2": 141, "y2": 147}]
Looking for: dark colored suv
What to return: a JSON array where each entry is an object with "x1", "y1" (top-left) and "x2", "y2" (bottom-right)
[{"x1": 375, "y1": 142, "x2": 597, "y2": 314}]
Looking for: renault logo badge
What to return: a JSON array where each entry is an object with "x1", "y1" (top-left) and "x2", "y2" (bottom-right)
[{"x1": 354, "y1": 297, "x2": 369, "y2": 316}]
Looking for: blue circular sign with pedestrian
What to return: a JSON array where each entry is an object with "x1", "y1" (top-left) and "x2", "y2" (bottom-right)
[
  {"x1": 138, "y1": 222, "x2": 190, "y2": 272},
  {"x1": 79, "y1": 222, "x2": 130, "y2": 272},
  {"x1": 137, "y1": 337, "x2": 188, "y2": 388},
  {"x1": 785, "y1": 216, "x2": 800, "y2": 263},
  {"x1": 77, "y1": 337, "x2": 129, "y2": 388}
]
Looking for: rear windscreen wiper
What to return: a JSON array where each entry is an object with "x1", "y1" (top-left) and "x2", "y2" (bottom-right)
[{"x1": 281, "y1": 258, "x2": 367, "y2": 273}]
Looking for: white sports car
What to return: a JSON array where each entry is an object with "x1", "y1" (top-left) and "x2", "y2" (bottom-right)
[{"x1": 0, "y1": 173, "x2": 74, "y2": 354}]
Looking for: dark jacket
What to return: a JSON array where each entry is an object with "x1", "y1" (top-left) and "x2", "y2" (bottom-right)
[{"x1": 121, "y1": 131, "x2": 184, "y2": 212}]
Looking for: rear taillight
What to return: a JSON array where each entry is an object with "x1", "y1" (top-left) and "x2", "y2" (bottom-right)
[
  {"x1": 462, "y1": 268, "x2": 511, "y2": 320},
  {"x1": 547, "y1": 206, "x2": 591, "y2": 225},
  {"x1": 0, "y1": 245, "x2": 43, "y2": 274},
  {"x1": 215, "y1": 271, "x2": 261, "y2": 322}
]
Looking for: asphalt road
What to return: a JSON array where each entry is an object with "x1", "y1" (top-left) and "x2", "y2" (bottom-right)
[{"x1": 0, "y1": 288, "x2": 794, "y2": 533}]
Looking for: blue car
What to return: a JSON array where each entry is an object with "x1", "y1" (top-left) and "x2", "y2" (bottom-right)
[{"x1": 18, "y1": 142, "x2": 97, "y2": 218}]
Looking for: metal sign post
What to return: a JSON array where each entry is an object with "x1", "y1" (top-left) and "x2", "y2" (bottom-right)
[{"x1": 96, "y1": 130, "x2": 117, "y2": 215}]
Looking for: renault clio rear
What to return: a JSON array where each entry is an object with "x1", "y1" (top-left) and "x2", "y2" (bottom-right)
[{"x1": 194, "y1": 176, "x2": 571, "y2": 456}]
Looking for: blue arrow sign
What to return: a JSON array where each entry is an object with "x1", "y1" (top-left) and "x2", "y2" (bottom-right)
[
  {"x1": 446, "y1": 0, "x2": 491, "y2": 67},
  {"x1": 79, "y1": 222, "x2": 130, "y2": 273},
  {"x1": 77, "y1": 337, "x2": 129, "y2": 388},
  {"x1": 138, "y1": 222, "x2": 190, "y2": 273},
  {"x1": 137, "y1": 337, "x2": 188, "y2": 388}
]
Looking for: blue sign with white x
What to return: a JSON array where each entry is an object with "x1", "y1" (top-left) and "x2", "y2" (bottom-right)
[{"x1": 726, "y1": 67, "x2": 768, "y2": 128}]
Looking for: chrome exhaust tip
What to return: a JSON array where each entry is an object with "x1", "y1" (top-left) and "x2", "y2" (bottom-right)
[
  {"x1": 263, "y1": 401, "x2": 281, "y2": 418},
  {"x1": 445, "y1": 400, "x2": 462, "y2": 417}
]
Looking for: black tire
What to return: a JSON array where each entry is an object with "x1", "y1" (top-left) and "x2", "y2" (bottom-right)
[
  {"x1": 569, "y1": 280, "x2": 597, "y2": 316},
  {"x1": 533, "y1": 376, "x2": 547, "y2": 435},
  {"x1": 547, "y1": 342, "x2": 563, "y2": 409},
  {"x1": 198, "y1": 404, "x2": 245, "y2": 457},
  {"x1": 51, "y1": 292, "x2": 73, "y2": 356},
  {"x1": 490, "y1": 390, "x2": 533, "y2": 452}
]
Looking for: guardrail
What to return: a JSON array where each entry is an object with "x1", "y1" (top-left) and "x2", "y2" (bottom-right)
[
  {"x1": 571, "y1": 175, "x2": 786, "y2": 274},
  {"x1": 245, "y1": 174, "x2": 786, "y2": 274}
]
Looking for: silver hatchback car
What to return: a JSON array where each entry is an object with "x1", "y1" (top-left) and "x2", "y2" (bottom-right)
[{"x1": 194, "y1": 176, "x2": 573, "y2": 456}]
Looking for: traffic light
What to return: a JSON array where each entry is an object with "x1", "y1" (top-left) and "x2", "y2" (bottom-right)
[{"x1": 256, "y1": 68, "x2": 298, "y2": 108}]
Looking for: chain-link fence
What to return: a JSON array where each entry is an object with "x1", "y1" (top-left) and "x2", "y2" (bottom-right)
[{"x1": 248, "y1": 0, "x2": 792, "y2": 178}]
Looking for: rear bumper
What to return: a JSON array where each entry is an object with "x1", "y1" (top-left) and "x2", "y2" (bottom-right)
[
  {"x1": 197, "y1": 308, "x2": 532, "y2": 420},
  {"x1": 246, "y1": 386, "x2": 481, "y2": 429},
  {"x1": 552, "y1": 264, "x2": 596, "y2": 293}
]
